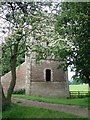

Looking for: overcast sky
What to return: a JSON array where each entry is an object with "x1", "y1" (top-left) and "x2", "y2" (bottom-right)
[{"x1": 68, "y1": 67, "x2": 75, "y2": 81}]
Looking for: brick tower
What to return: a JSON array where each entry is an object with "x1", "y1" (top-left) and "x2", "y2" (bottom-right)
[{"x1": 25, "y1": 48, "x2": 69, "y2": 98}]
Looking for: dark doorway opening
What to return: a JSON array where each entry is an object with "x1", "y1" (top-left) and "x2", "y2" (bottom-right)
[{"x1": 46, "y1": 69, "x2": 51, "y2": 81}]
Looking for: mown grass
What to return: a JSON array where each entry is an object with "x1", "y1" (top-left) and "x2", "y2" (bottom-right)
[
  {"x1": 2, "y1": 104, "x2": 87, "y2": 119},
  {"x1": 13, "y1": 94, "x2": 89, "y2": 108},
  {"x1": 69, "y1": 84, "x2": 89, "y2": 92},
  {"x1": 0, "y1": 113, "x2": 2, "y2": 120}
]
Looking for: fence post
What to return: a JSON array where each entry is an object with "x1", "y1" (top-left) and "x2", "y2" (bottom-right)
[
  {"x1": 89, "y1": 91, "x2": 90, "y2": 97},
  {"x1": 69, "y1": 91, "x2": 71, "y2": 98},
  {"x1": 78, "y1": 91, "x2": 80, "y2": 98}
]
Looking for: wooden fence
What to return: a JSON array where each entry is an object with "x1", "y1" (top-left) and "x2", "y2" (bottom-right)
[{"x1": 69, "y1": 91, "x2": 90, "y2": 98}]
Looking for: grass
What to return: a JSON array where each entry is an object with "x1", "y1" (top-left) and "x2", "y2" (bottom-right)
[
  {"x1": 13, "y1": 94, "x2": 89, "y2": 108},
  {"x1": 0, "y1": 113, "x2": 2, "y2": 120},
  {"x1": 3, "y1": 84, "x2": 90, "y2": 119},
  {"x1": 69, "y1": 84, "x2": 89, "y2": 98},
  {"x1": 2, "y1": 104, "x2": 87, "y2": 119},
  {"x1": 69, "y1": 84, "x2": 89, "y2": 92}
]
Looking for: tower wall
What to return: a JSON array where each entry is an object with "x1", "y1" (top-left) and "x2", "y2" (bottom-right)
[
  {"x1": 31, "y1": 59, "x2": 65, "y2": 82},
  {"x1": 30, "y1": 82, "x2": 69, "y2": 98},
  {"x1": 25, "y1": 58, "x2": 69, "y2": 98}
]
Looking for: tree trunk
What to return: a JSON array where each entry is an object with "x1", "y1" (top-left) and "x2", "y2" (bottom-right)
[
  {"x1": 0, "y1": 82, "x2": 6, "y2": 105},
  {"x1": 87, "y1": 78, "x2": 90, "y2": 97},
  {"x1": 2, "y1": 87, "x2": 6, "y2": 104},
  {"x1": 7, "y1": 44, "x2": 18, "y2": 105},
  {"x1": 7, "y1": 55, "x2": 16, "y2": 104},
  {"x1": 88, "y1": 79, "x2": 90, "y2": 88},
  {"x1": 85, "y1": 75, "x2": 90, "y2": 96},
  {"x1": 1, "y1": 53, "x2": 17, "y2": 111},
  {"x1": 0, "y1": 82, "x2": 9, "y2": 111},
  {"x1": 85, "y1": 76, "x2": 90, "y2": 87}
]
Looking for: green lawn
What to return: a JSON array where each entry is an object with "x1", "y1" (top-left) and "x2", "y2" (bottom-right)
[
  {"x1": 0, "y1": 113, "x2": 2, "y2": 120},
  {"x1": 69, "y1": 84, "x2": 89, "y2": 97},
  {"x1": 3, "y1": 84, "x2": 90, "y2": 119},
  {"x1": 2, "y1": 104, "x2": 87, "y2": 119},
  {"x1": 69, "y1": 84, "x2": 89, "y2": 92},
  {"x1": 13, "y1": 94, "x2": 89, "y2": 108}
]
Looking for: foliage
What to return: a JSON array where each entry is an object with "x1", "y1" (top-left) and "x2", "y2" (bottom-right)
[
  {"x1": 1, "y1": 43, "x2": 11, "y2": 75},
  {"x1": 54, "y1": 2, "x2": 90, "y2": 85},
  {"x1": 69, "y1": 79, "x2": 84, "y2": 85},
  {"x1": 1, "y1": 39, "x2": 25, "y2": 76},
  {"x1": 13, "y1": 89, "x2": 25, "y2": 95},
  {"x1": 0, "y1": 1, "x2": 57, "y2": 108},
  {"x1": 1, "y1": 2, "x2": 58, "y2": 74}
]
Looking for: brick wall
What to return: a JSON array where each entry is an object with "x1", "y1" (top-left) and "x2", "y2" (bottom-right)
[
  {"x1": 1, "y1": 57, "x2": 69, "y2": 98},
  {"x1": 25, "y1": 58, "x2": 69, "y2": 97},
  {"x1": 31, "y1": 59, "x2": 66, "y2": 82},
  {"x1": 1, "y1": 62, "x2": 26, "y2": 94}
]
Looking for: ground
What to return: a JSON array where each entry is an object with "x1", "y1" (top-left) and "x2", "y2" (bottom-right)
[{"x1": 12, "y1": 97, "x2": 89, "y2": 118}]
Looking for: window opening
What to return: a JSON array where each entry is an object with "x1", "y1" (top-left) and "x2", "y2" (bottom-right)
[
  {"x1": 46, "y1": 69, "x2": 51, "y2": 81},
  {"x1": 46, "y1": 41, "x2": 49, "y2": 46}
]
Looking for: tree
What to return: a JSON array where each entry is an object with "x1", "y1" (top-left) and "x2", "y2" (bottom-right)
[
  {"x1": 0, "y1": 1, "x2": 56, "y2": 110},
  {"x1": 2, "y1": 41, "x2": 25, "y2": 76},
  {"x1": 55, "y1": 2, "x2": 90, "y2": 86}
]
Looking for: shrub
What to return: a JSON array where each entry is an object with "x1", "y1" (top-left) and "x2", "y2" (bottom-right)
[{"x1": 13, "y1": 89, "x2": 25, "y2": 95}]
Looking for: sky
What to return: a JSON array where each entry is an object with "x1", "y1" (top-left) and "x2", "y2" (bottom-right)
[
  {"x1": 68, "y1": 67, "x2": 75, "y2": 81},
  {"x1": 0, "y1": 12, "x2": 10, "y2": 44}
]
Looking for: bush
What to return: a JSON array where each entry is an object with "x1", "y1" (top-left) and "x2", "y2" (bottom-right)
[{"x1": 13, "y1": 89, "x2": 25, "y2": 95}]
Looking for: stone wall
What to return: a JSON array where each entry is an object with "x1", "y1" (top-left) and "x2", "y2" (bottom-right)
[
  {"x1": 1, "y1": 56, "x2": 69, "y2": 98},
  {"x1": 31, "y1": 59, "x2": 66, "y2": 82},
  {"x1": 30, "y1": 82, "x2": 69, "y2": 98},
  {"x1": 25, "y1": 58, "x2": 69, "y2": 97},
  {"x1": 1, "y1": 62, "x2": 26, "y2": 94}
]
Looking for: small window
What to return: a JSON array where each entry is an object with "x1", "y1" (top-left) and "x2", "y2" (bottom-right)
[
  {"x1": 46, "y1": 69, "x2": 51, "y2": 81},
  {"x1": 46, "y1": 41, "x2": 49, "y2": 46}
]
